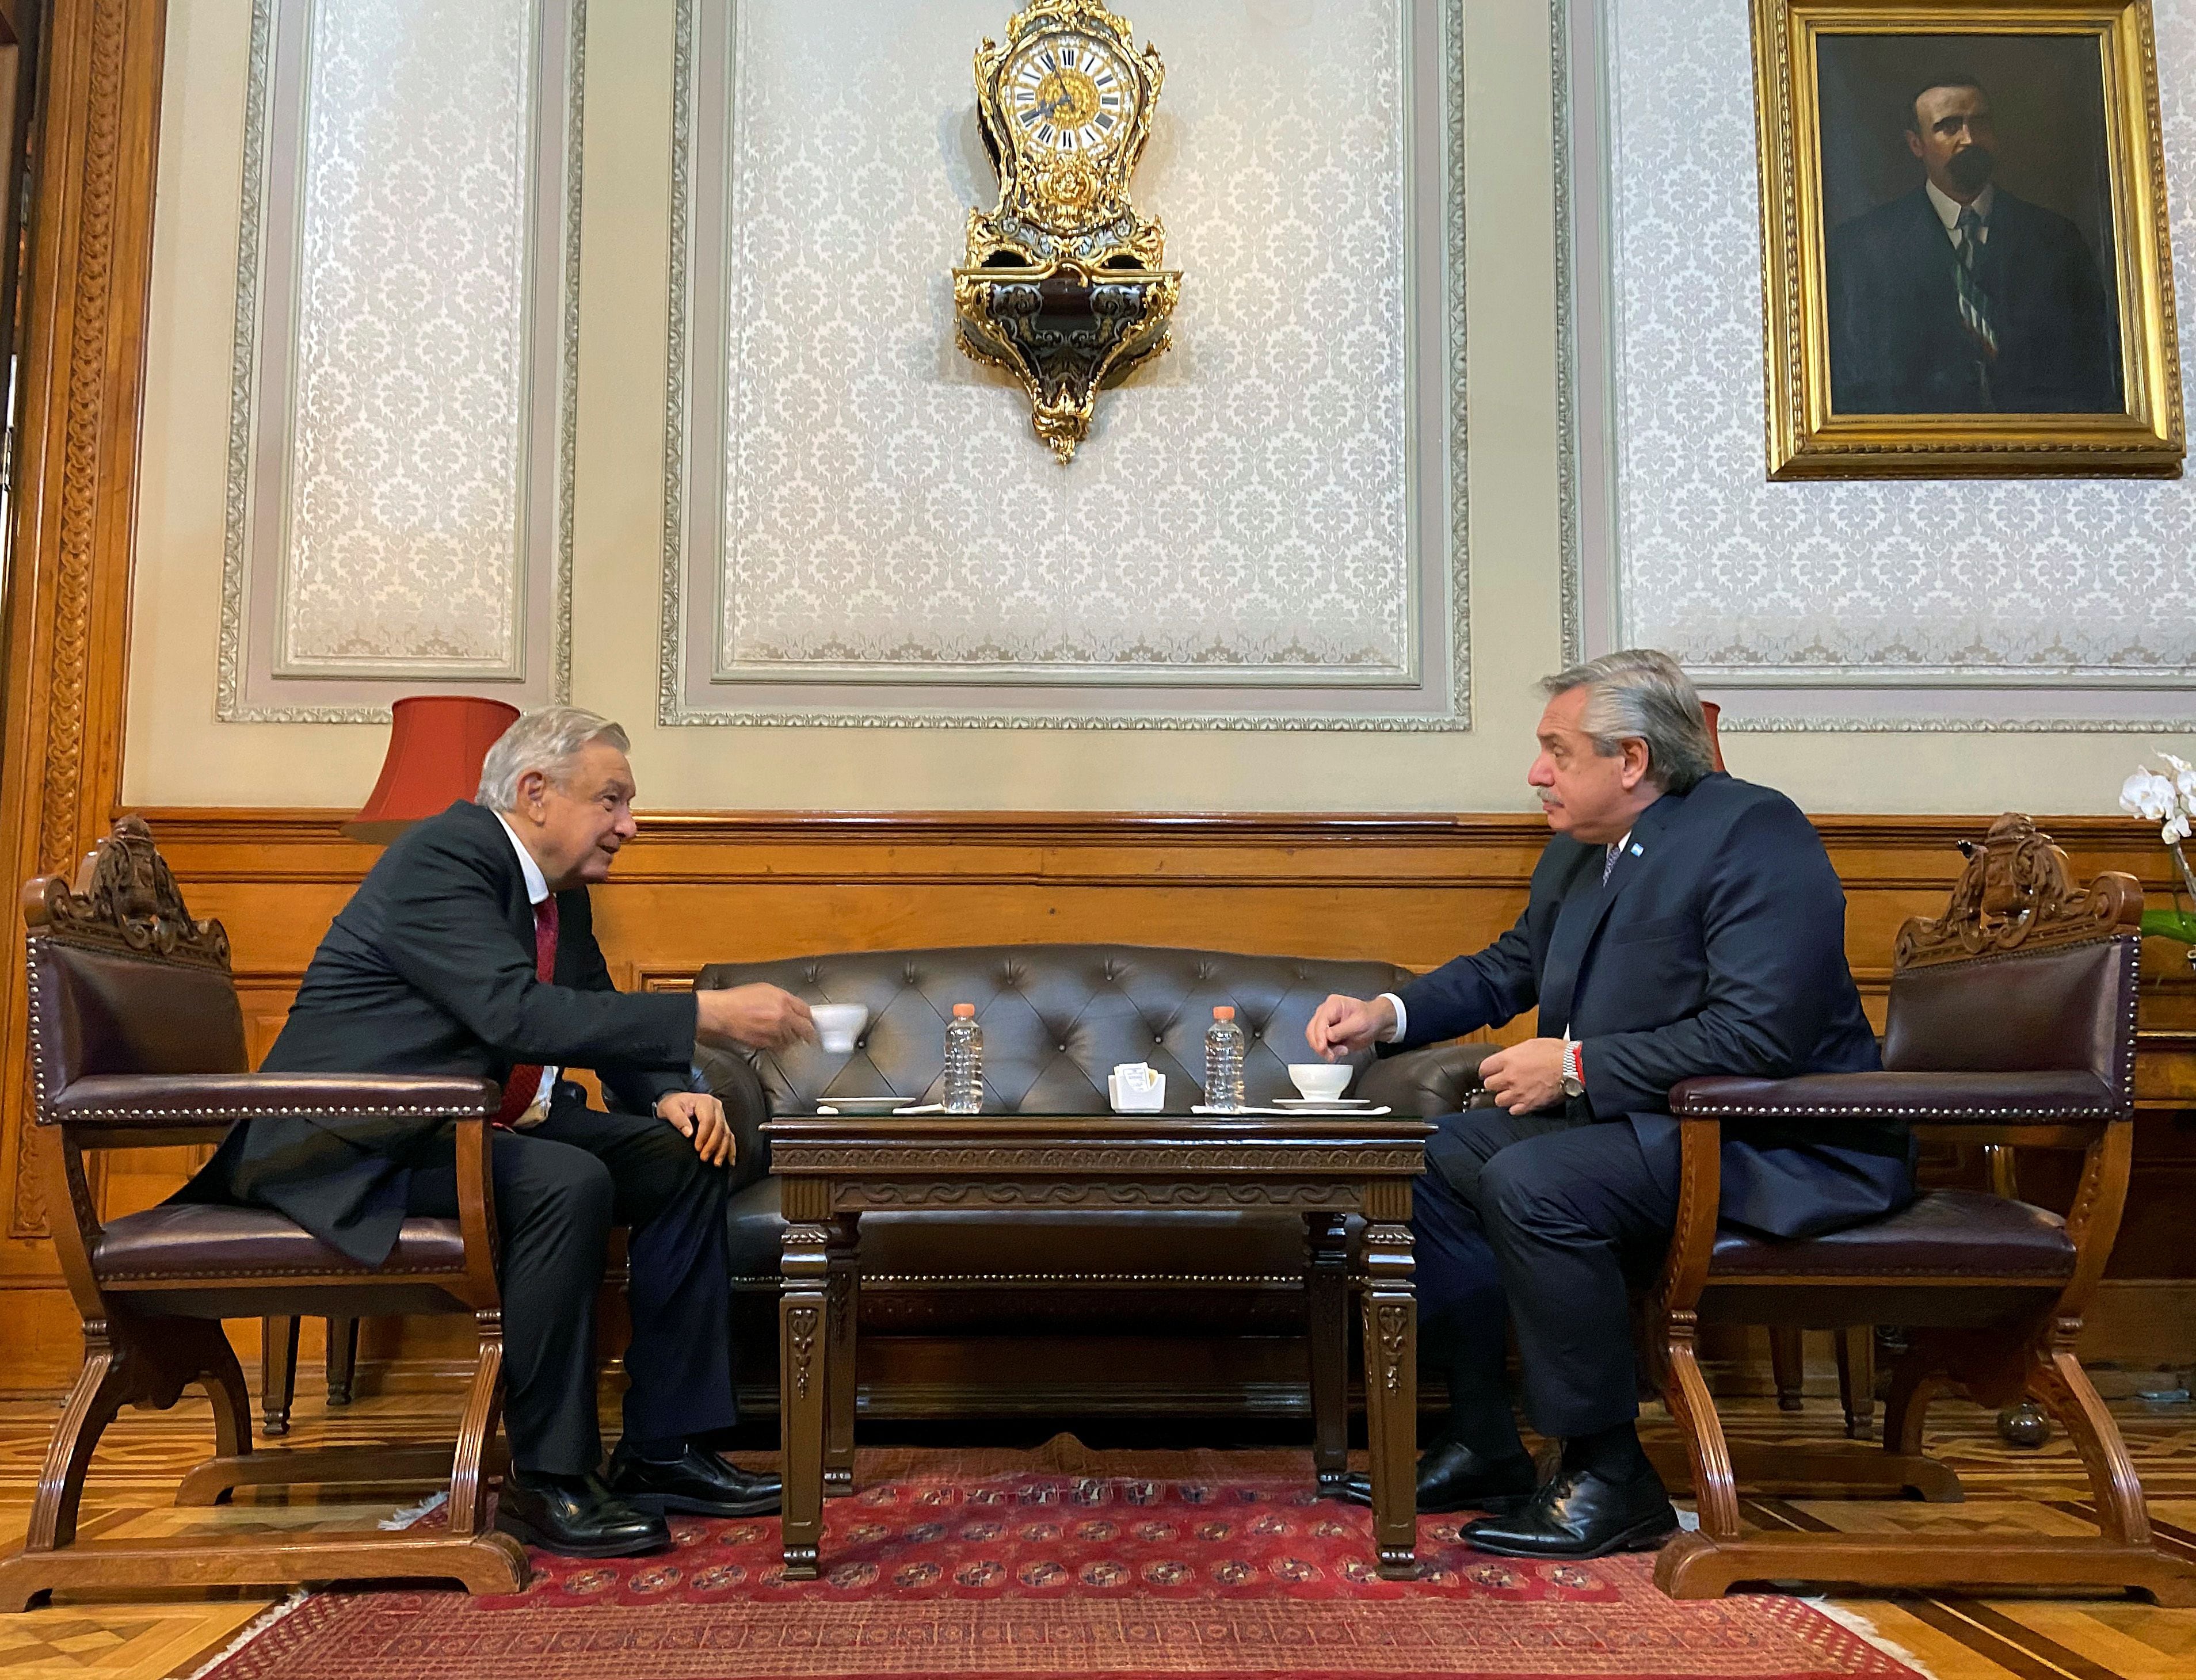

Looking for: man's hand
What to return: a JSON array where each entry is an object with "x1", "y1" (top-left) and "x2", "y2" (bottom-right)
[
  {"x1": 1480, "y1": 1037, "x2": 1568, "y2": 1114},
  {"x1": 695, "y1": 983, "x2": 816, "y2": 1052},
  {"x1": 657, "y1": 1090, "x2": 734, "y2": 1167},
  {"x1": 1306, "y1": 994, "x2": 1397, "y2": 1062}
]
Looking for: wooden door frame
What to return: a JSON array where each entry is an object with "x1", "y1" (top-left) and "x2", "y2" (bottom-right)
[{"x1": 0, "y1": 0, "x2": 165, "y2": 1259}]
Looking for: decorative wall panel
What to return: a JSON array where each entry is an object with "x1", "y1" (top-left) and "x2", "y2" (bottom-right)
[
  {"x1": 664, "y1": 0, "x2": 1469, "y2": 728},
  {"x1": 217, "y1": 0, "x2": 580, "y2": 721},
  {"x1": 1581, "y1": 0, "x2": 2196, "y2": 729}
]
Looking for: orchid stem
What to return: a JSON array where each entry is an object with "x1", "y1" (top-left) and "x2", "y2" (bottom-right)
[{"x1": 2174, "y1": 841, "x2": 2196, "y2": 907}]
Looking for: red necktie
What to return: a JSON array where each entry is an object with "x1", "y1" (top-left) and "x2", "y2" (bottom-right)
[{"x1": 493, "y1": 897, "x2": 561, "y2": 1129}]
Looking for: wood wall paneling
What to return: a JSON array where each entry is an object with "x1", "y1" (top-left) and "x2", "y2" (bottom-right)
[{"x1": 0, "y1": 806, "x2": 2183, "y2": 1398}]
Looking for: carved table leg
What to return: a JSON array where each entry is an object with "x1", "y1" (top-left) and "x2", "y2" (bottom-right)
[
  {"x1": 1359, "y1": 1188, "x2": 1419, "y2": 1579},
  {"x1": 779, "y1": 1188, "x2": 832, "y2": 1580},
  {"x1": 259, "y1": 1315, "x2": 300, "y2": 1438},
  {"x1": 1305, "y1": 1212, "x2": 1350, "y2": 1492},
  {"x1": 824, "y1": 1213, "x2": 861, "y2": 1499}
]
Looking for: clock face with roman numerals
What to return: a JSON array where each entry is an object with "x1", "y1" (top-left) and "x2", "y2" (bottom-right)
[{"x1": 1004, "y1": 30, "x2": 1135, "y2": 155}]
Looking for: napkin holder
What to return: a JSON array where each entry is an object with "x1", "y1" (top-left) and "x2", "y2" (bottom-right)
[{"x1": 1107, "y1": 1069, "x2": 1167, "y2": 1113}]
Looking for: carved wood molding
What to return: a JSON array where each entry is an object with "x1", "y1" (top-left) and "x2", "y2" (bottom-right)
[
  {"x1": 829, "y1": 1182, "x2": 1369, "y2": 1211},
  {"x1": 1897, "y1": 815, "x2": 2145, "y2": 969},
  {"x1": 2, "y1": 0, "x2": 169, "y2": 1241},
  {"x1": 777, "y1": 1146, "x2": 1427, "y2": 1177},
  {"x1": 23, "y1": 816, "x2": 230, "y2": 970}
]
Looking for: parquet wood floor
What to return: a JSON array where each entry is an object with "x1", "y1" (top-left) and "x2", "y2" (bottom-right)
[{"x1": 2, "y1": 1386, "x2": 2194, "y2": 1679}]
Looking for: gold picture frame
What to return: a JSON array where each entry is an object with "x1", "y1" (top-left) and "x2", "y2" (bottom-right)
[{"x1": 1753, "y1": 0, "x2": 2183, "y2": 478}]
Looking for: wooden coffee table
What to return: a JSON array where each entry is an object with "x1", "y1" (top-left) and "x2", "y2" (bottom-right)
[{"x1": 764, "y1": 1112, "x2": 1432, "y2": 1580}]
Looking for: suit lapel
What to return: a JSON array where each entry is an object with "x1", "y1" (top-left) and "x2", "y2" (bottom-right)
[
  {"x1": 466, "y1": 804, "x2": 533, "y2": 941},
  {"x1": 1537, "y1": 793, "x2": 1682, "y2": 1036}
]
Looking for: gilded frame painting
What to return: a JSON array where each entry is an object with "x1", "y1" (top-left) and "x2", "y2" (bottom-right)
[{"x1": 1753, "y1": 0, "x2": 2183, "y2": 478}]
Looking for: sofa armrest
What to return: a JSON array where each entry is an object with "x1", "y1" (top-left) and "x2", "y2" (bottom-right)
[
  {"x1": 695, "y1": 1045, "x2": 773, "y2": 1191},
  {"x1": 1356, "y1": 1041, "x2": 1498, "y2": 1118},
  {"x1": 48, "y1": 1071, "x2": 500, "y2": 1128},
  {"x1": 1670, "y1": 1068, "x2": 2123, "y2": 1126}
]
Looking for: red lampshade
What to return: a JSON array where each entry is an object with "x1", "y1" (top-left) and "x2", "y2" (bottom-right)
[
  {"x1": 1701, "y1": 700, "x2": 1726, "y2": 773},
  {"x1": 342, "y1": 696, "x2": 523, "y2": 844}
]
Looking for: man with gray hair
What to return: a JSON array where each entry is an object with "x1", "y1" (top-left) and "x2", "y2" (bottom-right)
[
  {"x1": 186, "y1": 707, "x2": 816, "y2": 1558},
  {"x1": 1307, "y1": 651, "x2": 1901, "y2": 1560}
]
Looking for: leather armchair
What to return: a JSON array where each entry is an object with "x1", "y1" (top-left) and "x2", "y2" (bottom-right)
[
  {"x1": 1644, "y1": 815, "x2": 2195, "y2": 1607},
  {"x1": 692, "y1": 944, "x2": 1480, "y2": 1419},
  {"x1": 0, "y1": 818, "x2": 525, "y2": 1612}
]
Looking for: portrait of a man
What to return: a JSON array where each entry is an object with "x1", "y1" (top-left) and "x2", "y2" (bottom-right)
[{"x1": 1824, "y1": 56, "x2": 2123, "y2": 416}]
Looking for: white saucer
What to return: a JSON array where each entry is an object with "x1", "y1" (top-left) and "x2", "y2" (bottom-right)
[
  {"x1": 1274, "y1": 1097, "x2": 1374, "y2": 1110},
  {"x1": 814, "y1": 1095, "x2": 906, "y2": 1115}
]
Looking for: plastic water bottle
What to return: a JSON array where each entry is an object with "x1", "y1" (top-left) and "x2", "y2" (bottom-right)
[
  {"x1": 943, "y1": 1004, "x2": 983, "y2": 1114},
  {"x1": 1203, "y1": 1005, "x2": 1246, "y2": 1112}
]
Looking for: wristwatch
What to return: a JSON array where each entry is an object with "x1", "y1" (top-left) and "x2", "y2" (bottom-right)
[{"x1": 1560, "y1": 1034, "x2": 1585, "y2": 1099}]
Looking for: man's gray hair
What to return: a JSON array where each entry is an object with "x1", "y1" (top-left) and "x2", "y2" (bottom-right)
[
  {"x1": 1541, "y1": 650, "x2": 1717, "y2": 795},
  {"x1": 476, "y1": 707, "x2": 631, "y2": 812}
]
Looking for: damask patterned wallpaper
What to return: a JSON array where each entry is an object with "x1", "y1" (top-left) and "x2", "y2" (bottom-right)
[
  {"x1": 218, "y1": 0, "x2": 578, "y2": 720},
  {"x1": 278, "y1": 0, "x2": 533, "y2": 672},
  {"x1": 720, "y1": 0, "x2": 1406, "y2": 677},
  {"x1": 665, "y1": 0, "x2": 1467, "y2": 727},
  {"x1": 1602, "y1": 0, "x2": 2196, "y2": 727}
]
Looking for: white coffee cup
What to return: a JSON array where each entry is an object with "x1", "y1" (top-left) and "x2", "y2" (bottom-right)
[
  {"x1": 810, "y1": 1004, "x2": 868, "y2": 1056},
  {"x1": 1287, "y1": 1063, "x2": 1352, "y2": 1102}
]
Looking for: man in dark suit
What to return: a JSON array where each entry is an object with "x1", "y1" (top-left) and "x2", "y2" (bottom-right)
[
  {"x1": 1827, "y1": 75, "x2": 2120, "y2": 414},
  {"x1": 1307, "y1": 651, "x2": 1906, "y2": 1560},
  {"x1": 184, "y1": 708, "x2": 818, "y2": 1557}
]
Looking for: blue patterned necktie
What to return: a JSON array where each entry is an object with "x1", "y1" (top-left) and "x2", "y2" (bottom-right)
[
  {"x1": 1953, "y1": 207, "x2": 1997, "y2": 360},
  {"x1": 1603, "y1": 842, "x2": 1621, "y2": 887}
]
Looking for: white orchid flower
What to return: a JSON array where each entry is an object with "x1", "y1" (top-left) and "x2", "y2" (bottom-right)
[
  {"x1": 2122, "y1": 768, "x2": 2177, "y2": 823},
  {"x1": 2169, "y1": 757, "x2": 2196, "y2": 814},
  {"x1": 2170, "y1": 811, "x2": 2194, "y2": 846}
]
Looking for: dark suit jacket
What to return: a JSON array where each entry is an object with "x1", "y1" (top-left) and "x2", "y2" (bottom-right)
[
  {"x1": 1827, "y1": 185, "x2": 2120, "y2": 414},
  {"x1": 181, "y1": 800, "x2": 699, "y2": 1264},
  {"x1": 1394, "y1": 774, "x2": 1905, "y2": 1239}
]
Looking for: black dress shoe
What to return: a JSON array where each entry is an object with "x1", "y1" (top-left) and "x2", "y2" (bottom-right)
[
  {"x1": 1462, "y1": 1464, "x2": 1679, "y2": 1559},
  {"x1": 495, "y1": 1470, "x2": 670, "y2": 1558},
  {"x1": 604, "y1": 1442, "x2": 784, "y2": 1518},
  {"x1": 1337, "y1": 1439, "x2": 1538, "y2": 1515}
]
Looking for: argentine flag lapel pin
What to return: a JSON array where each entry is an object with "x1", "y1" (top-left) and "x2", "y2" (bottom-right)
[{"x1": 1630, "y1": 842, "x2": 1644, "y2": 857}]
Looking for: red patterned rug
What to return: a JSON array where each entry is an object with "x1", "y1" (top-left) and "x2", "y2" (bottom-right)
[{"x1": 197, "y1": 1455, "x2": 1920, "y2": 1680}]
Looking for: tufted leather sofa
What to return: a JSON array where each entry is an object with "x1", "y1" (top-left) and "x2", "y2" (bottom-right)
[{"x1": 692, "y1": 944, "x2": 1489, "y2": 1421}]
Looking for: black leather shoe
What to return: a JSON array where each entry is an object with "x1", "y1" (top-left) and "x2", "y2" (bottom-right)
[
  {"x1": 604, "y1": 1442, "x2": 784, "y2": 1518},
  {"x1": 495, "y1": 1470, "x2": 669, "y2": 1558},
  {"x1": 1462, "y1": 1464, "x2": 1679, "y2": 1559},
  {"x1": 1336, "y1": 1439, "x2": 1538, "y2": 1515}
]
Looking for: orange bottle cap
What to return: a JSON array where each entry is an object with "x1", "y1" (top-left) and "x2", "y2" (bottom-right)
[
  {"x1": 1213, "y1": 1006, "x2": 1236, "y2": 1021},
  {"x1": 954, "y1": 1003, "x2": 976, "y2": 1017}
]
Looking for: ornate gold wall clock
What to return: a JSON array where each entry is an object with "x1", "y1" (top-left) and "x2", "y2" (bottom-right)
[{"x1": 954, "y1": 1, "x2": 1180, "y2": 463}]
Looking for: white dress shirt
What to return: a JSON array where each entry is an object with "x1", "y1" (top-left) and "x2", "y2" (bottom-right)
[
  {"x1": 1926, "y1": 180, "x2": 1994, "y2": 251},
  {"x1": 495, "y1": 814, "x2": 560, "y2": 1113}
]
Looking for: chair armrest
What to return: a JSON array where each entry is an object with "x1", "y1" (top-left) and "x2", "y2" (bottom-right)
[
  {"x1": 47, "y1": 1071, "x2": 501, "y2": 1127},
  {"x1": 1670, "y1": 1069, "x2": 2123, "y2": 1125},
  {"x1": 1356, "y1": 1040, "x2": 1498, "y2": 1118},
  {"x1": 694, "y1": 1045, "x2": 773, "y2": 1191}
]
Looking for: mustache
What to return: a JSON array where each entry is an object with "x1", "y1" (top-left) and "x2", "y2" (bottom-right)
[{"x1": 1946, "y1": 144, "x2": 1996, "y2": 190}]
